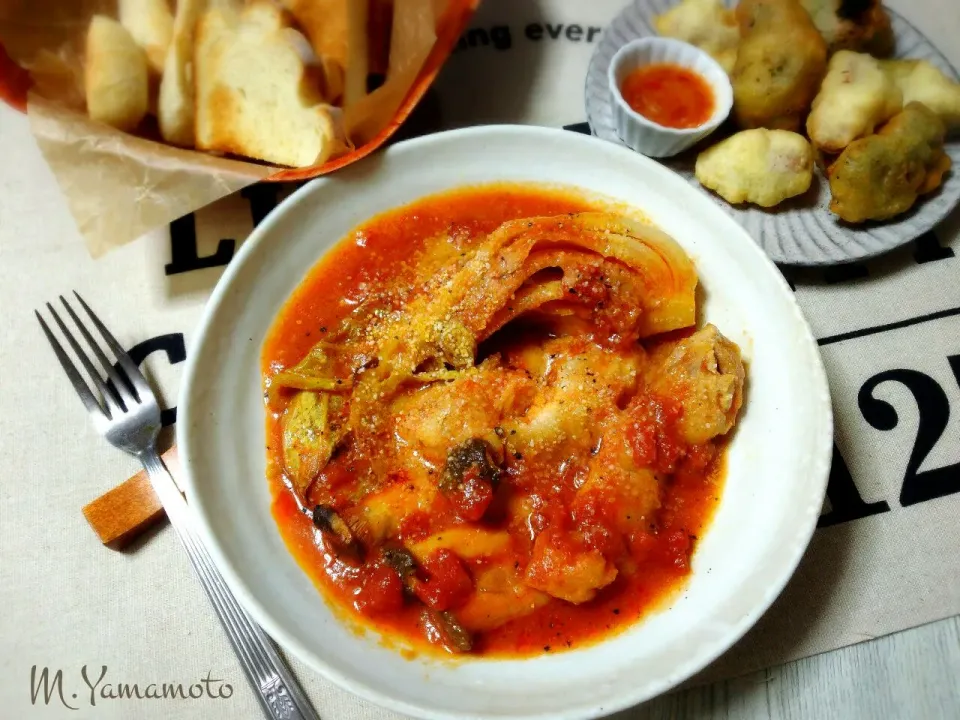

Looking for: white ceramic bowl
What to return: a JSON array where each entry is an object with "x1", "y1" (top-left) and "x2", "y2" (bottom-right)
[
  {"x1": 178, "y1": 125, "x2": 832, "y2": 720},
  {"x1": 608, "y1": 37, "x2": 733, "y2": 158}
]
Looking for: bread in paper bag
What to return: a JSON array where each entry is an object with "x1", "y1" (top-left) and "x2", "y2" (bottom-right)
[
  {"x1": 283, "y1": 0, "x2": 369, "y2": 106},
  {"x1": 194, "y1": 2, "x2": 340, "y2": 167},
  {"x1": 84, "y1": 16, "x2": 149, "y2": 132},
  {"x1": 158, "y1": 0, "x2": 207, "y2": 146},
  {"x1": 119, "y1": 0, "x2": 175, "y2": 75}
]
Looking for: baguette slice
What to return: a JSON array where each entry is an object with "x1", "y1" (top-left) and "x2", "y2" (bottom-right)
[
  {"x1": 85, "y1": 15, "x2": 149, "y2": 132},
  {"x1": 157, "y1": 0, "x2": 207, "y2": 146},
  {"x1": 283, "y1": 0, "x2": 369, "y2": 106},
  {"x1": 281, "y1": 24, "x2": 345, "y2": 103},
  {"x1": 118, "y1": 0, "x2": 174, "y2": 75},
  {"x1": 194, "y1": 2, "x2": 339, "y2": 167}
]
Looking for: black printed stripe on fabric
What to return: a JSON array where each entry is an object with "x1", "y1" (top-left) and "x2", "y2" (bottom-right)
[{"x1": 818, "y1": 306, "x2": 960, "y2": 346}]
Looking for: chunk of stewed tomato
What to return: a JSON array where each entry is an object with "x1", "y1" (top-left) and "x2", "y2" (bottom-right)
[
  {"x1": 448, "y1": 467, "x2": 495, "y2": 522},
  {"x1": 353, "y1": 560, "x2": 405, "y2": 615},
  {"x1": 412, "y1": 549, "x2": 473, "y2": 611},
  {"x1": 665, "y1": 530, "x2": 692, "y2": 570}
]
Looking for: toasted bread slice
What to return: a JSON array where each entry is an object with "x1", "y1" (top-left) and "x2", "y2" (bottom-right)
[
  {"x1": 85, "y1": 15, "x2": 149, "y2": 131},
  {"x1": 283, "y1": 0, "x2": 369, "y2": 106},
  {"x1": 281, "y1": 24, "x2": 345, "y2": 103},
  {"x1": 118, "y1": 0, "x2": 174, "y2": 75},
  {"x1": 194, "y1": 2, "x2": 339, "y2": 166},
  {"x1": 157, "y1": 0, "x2": 207, "y2": 146}
]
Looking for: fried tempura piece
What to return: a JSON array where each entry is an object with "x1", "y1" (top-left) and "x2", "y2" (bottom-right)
[
  {"x1": 732, "y1": 0, "x2": 828, "y2": 131},
  {"x1": 828, "y1": 102, "x2": 951, "y2": 223},
  {"x1": 881, "y1": 59, "x2": 960, "y2": 130},
  {"x1": 807, "y1": 51, "x2": 902, "y2": 152},
  {"x1": 696, "y1": 129, "x2": 814, "y2": 207},
  {"x1": 799, "y1": 0, "x2": 894, "y2": 56},
  {"x1": 654, "y1": 0, "x2": 739, "y2": 74}
]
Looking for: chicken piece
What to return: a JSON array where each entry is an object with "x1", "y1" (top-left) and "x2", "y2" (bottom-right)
[
  {"x1": 732, "y1": 0, "x2": 828, "y2": 131},
  {"x1": 695, "y1": 129, "x2": 814, "y2": 207},
  {"x1": 457, "y1": 565, "x2": 551, "y2": 631},
  {"x1": 347, "y1": 475, "x2": 440, "y2": 544},
  {"x1": 654, "y1": 0, "x2": 740, "y2": 74},
  {"x1": 799, "y1": 0, "x2": 894, "y2": 56},
  {"x1": 391, "y1": 359, "x2": 536, "y2": 473},
  {"x1": 503, "y1": 338, "x2": 643, "y2": 460},
  {"x1": 524, "y1": 529, "x2": 617, "y2": 604},
  {"x1": 807, "y1": 51, "x2": 903, "y2": 152},
  {"x1": 827, "y1": 102, "x2": 951, "y2": 223},
  {"x1": 457, "y1": 584, "x2": 551, "y2": 631},
  {"x1": 408, "y1": 528, "x2": 512, "y2": 563},
  {"x1": 881, "y1": 59, "x2": 960, "y2": 130},
  {"x1": 644, "y1": 325, "x2": 745, "y2": 445},
  {"x1": 576, "y1": 432, "x2": 662, "y2": 534}
]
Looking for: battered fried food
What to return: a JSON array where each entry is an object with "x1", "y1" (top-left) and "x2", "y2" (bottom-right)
[
  {"x1": 696, "y1": 129, "x2": 815, "y2": 207},
  {"x1": 827, "y1": 102, "x2": 951, "y2": 223},
  {"x1": 881, "y1": 59, "x2": 960, "y2": 130},
  {"x1": 654, "y1": 0, "x2": 739, "y2": 74},
  {"x1": 731, "y1": 0, "x2": 828, "y2": 131},
  {"x1": 807, "y1": 51, "x2": 902, "y2": 152},
  {"x1": 799, "y1": 0, "x2": 894, "y2": 56}
]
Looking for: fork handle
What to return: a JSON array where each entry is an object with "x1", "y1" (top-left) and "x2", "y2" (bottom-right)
[{"x1": 140, "y1": 451, "x2": 320, "y2": 720}]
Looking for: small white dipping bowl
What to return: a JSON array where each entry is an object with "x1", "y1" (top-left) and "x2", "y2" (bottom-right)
[{"x1": 609, "y1": 37, "x2": 733, "y2": 158}]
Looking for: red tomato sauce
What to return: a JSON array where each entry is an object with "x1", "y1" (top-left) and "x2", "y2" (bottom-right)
[
  {"x1": 620, "y1": 64, "x2": 715, "y2": 129},
  {"x1": 262, "y1": 185, "x2": 726, "y2": 658}
]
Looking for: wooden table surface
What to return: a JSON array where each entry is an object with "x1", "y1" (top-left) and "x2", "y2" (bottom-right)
[{"x1": 630, "y1": 616, "x2": 960, "y2": 719}]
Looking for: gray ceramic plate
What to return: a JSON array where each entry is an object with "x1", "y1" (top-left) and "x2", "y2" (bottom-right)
[{"x1": 585, "y1": 2, "x2": 960, "y2": 266}]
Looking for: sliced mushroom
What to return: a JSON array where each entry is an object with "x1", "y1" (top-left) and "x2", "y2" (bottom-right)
[
  {"x1": 381, "y1": 544, "x2": 418, "y2": 592},
  {"x1": 440, "y1": 438, "x2": 501, "y2": 492},
  {"x1": 381, "y1": 544, "x2": 474, "y2": 652},
  {"x1": 312, "y1": 504, "x2": 363, "y2": 563},
  {"x1": 422, "y1": 608, "x2": 473, "y2": 654}
]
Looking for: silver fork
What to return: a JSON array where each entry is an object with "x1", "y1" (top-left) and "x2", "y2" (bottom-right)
[{"x1": 37, "y1": 292, "x2": 320, "y2": 720}]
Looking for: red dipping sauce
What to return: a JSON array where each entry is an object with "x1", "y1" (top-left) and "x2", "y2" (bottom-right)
[{"x1": 620, "y1": 64, "x2": 714, "y2": 129}]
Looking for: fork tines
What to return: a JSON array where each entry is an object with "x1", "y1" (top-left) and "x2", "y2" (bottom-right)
[{"x1": 36, "y1": 292, "x2": 148, "y2": 419}]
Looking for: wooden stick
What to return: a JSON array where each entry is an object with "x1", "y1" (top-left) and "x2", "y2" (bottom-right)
[{"x1": 82, "y1": 446, "x2": 180, "y2": 549}]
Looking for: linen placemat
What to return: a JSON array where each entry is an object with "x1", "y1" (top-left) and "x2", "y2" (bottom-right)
[{"x1": 2, "y1": 0, "x2": 959, "y2": 718}]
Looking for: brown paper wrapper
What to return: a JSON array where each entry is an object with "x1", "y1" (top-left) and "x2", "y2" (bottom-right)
[
  {"x1": 29, "y1": 94, "x2": 271, "y2": 257},
  {"x1": 347, "y1": 0, "x2": 437, "y2": 145},
  {"x1": 0, "y1": 0, "x2": 478, "y2": 256}
]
